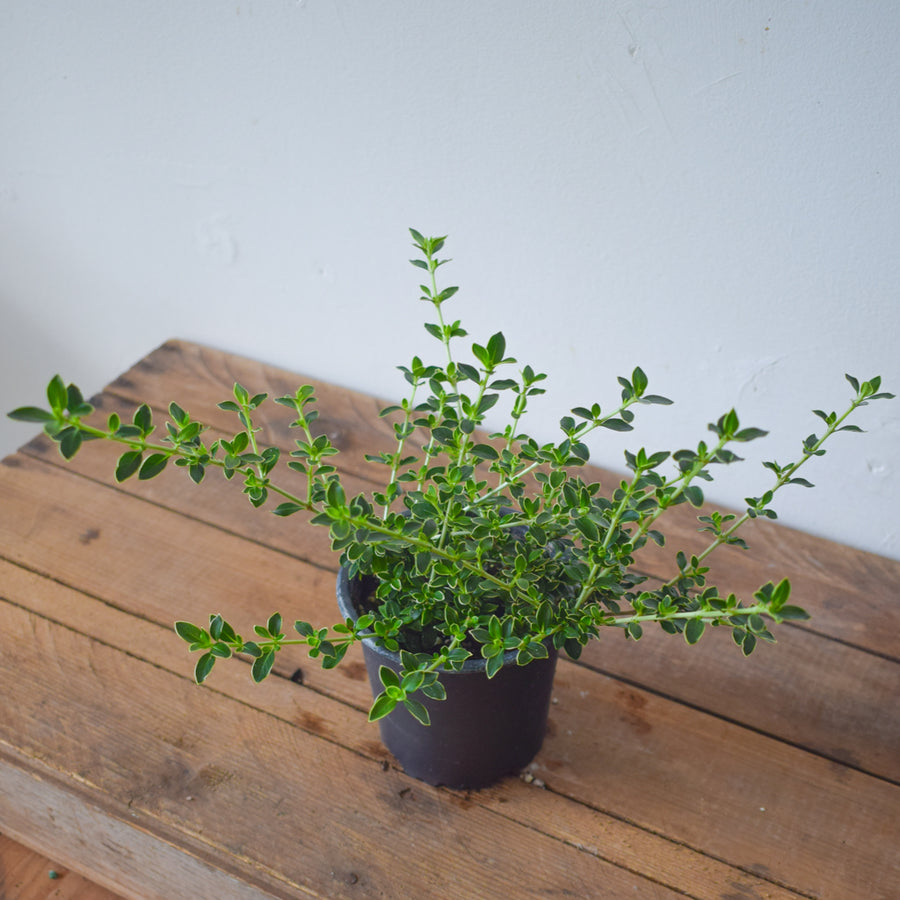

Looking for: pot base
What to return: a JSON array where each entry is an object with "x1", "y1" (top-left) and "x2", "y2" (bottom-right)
[
  {"x1": 337, "y1": 567, "x2": 558, "y2": 790},
  {"x1": 364, "y1": 641, "x2": 558, "y2": 789}
]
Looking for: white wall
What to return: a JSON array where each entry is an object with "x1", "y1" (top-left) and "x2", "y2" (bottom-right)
[{"x1": 2, "y1": 1, "x2": 898, "y2": 560}]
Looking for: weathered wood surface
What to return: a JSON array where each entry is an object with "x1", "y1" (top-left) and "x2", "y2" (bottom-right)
[
  {"x1": 0, "y1": 833, "x2": 123, "y2": 900},
  {"x1": 2, "y1": 338, "x2": 898, "y2": 899}
]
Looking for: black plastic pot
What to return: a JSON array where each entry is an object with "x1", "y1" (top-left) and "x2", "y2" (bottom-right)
[{"x1": 336, "y1": 566, "x2": 558, "y2": 790}]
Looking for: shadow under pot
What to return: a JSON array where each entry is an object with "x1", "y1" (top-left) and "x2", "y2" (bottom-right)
[{"x1": 336, "y1": 566, "x2": 558, "y2": 790}]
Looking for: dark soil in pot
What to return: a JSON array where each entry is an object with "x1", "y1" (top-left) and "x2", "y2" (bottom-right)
[{"x1": 336, "y1": 566, "x2": 558, "y2": 790}]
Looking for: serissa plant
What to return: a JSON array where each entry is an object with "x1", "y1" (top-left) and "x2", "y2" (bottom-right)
[{"x1": 8, "y1": 230, "x2": 894, "y2": 726}]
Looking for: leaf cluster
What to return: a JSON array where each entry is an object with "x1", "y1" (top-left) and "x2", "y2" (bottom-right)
[{"x1": 8, "y1": 231, "x2": 894, "y2": 723}]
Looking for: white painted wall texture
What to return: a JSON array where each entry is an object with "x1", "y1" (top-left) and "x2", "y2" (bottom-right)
[{"x1": 1, "y1": 2, "x2": 898, "y2": 559}]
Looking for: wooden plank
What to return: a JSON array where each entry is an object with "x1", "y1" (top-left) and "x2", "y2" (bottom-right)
[
  {"x1": 1, "y1": 463, "x2": 897, "y2": 897},
  {"x1": 10, "y1": 439, "x2": 900, "y2": 784},
  {"x1": 0, "y1": 452, "x2": 339, "y2": 688},
  {"x1": 5, "y1": 557, "x2": 897, "y2": 899},
  {"x1": 0, "y1": 759, "x2": 294, "y2": 900},
  {"x1": 577, "y1": 621, "x2": 900, "y2": 781},
  {"x1": 0, "y1": 600, "x2": 685, "y2": 900},
  {"x1": 0, "y1": 560, "x2": 809, "y2": 900},
  {"x1": 0, "y1": 834, "x2": 123, "y2": 900},
  {"x1": 7, "y1": 339, "x2": 899, "y2": 897},
  {"x1": 532, "y1": 664, "x2": 900, "y2": 899}
]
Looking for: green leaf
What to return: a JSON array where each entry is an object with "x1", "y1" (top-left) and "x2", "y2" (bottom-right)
[
  {"x1": 47, "y1": 376, "x2": 68, "y2": 413},
  {"x1": 7, "y1": 406, "x2": 55, "y2": 423},
  {"x1": 169, "y1": 402, "x2": 188, "y2": 425},
  {"x1": 471, "y1": 342, "x2": 489, "y2": 367},
  {"x1": 741, "y1": 632, "x2": 757, "y2": 656},
  {"x1": 194, "y1": 652, "x2": 215, "y2": 683},
  {"x1": 777, "y1": 605, "x2": 810, "y2": 621},
  {"x1": 535, "y1": 601, "x2": 554, "y2": 631},
  {"x1": 570, "y1": 442, "x2": 590, "y2": 462},
  {"x1": 138, "y1": 453, "x2": 168, "y2": 480},
  {"x1": 133, "y1": 404, "x2": 153, "y2": 434},
  {"x1": 486, "y1": 331, "x2": 507, "y2": 365},
  {"x1": 721, "y1": 409, "x2": 740, "y2": 437},
  {"x1": 115, "y1": 450, "x2": 143, "y2": 482},
  {"x1": 683, "y1": 485, "x2": 704, "y2": 508},
  {"x1": 368, "y1": 692, "x2": 398, "y2": 722},
  {"x1": 273, "y1": 502, "x2": 304, "y2": 517},
  {"x1": 251, "y1": 650, "x2": 275, "y2": 682},
  {"x1": 684, "y1": 617, "x2": 705, "y2": 644},
  {"x1": 770, "y1": 578, "x2": 791, "y2": 610},
  {"x1": 210, "y1": 642, "x2": 232, "y2": 659},
  {"x1": 174, "y1": 621, "x2": 206, "y2": 644},
  {"x1": 734, "y1": 427, "x2": 769, "y2": 442},
  {"x1": 208, "y1": 614, "x2": 224, "y2": 640},
  {"x1": 58, "y1": 427, "x2": 82, "y2": 460},
  {"x1": 599, "y1": 418, "x2": 633, "y2": 432},
  {"x1": 748, "y1": 614, "x2": 766, "y2": 633},
  {"x1": 485, "y1": 652, "x2": 505, "y2": 679},
  {"x1": 421, "y1": 680, "x2": 447, "y2": 701},
  {"x1": 378, "y1": 665, "x2": 400, "y2": 689},
  {"x1": 632, "y1": 366, "x2": 648, "y2": 396},
  {"x1": 325, "y1": 479, "x2": 346, "y2": 508},
  {"x1": 403, "y1": 698, "x2": 431, "y2": 725},
  {"x1": 66, "y1": 384, "x2": 92, "y2": 416},
  {"x1": 524, "y1": 640, "x2": 549, "y2": 660},
  {"x1": 470, "y1": 443, "x2": 499, "y2": 460},
  {"x1": 573, "y1": 516, "x2": 600, "y2": 542}
]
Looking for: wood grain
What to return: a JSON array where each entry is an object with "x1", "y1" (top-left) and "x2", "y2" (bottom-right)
[
  {"x1": 0, "y1": 564, "x2": 810, "y2": 900},
  {"x1": 3, "y1": 339, "x2": 898, "y2": 900},
  {"x1": 14, "y1": 428, "x2": 900, "y2": 782},
  {"x1": 2, "y1": 458, "x2": 897, "y2": 896},
  {"x1": 1, "y1": 600, "x2": 686, "y2": 900},
  {"x1": 0, "y1": 834, "x2": 122, "y2": 900}
]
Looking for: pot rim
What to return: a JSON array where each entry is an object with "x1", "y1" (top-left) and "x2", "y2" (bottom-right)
[{"x1": 335, "y1": 564, "x2": 552, "y2": 675}]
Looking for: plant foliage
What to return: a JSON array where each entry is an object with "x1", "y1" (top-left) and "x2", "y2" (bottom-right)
[{"x1": 9, "y1": 231, "x2": 894, "y2": 725}]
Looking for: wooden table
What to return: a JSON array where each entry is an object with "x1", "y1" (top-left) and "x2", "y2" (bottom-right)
[{"x1": 1, "y1": 339, "x2": 898, "y2": 899}]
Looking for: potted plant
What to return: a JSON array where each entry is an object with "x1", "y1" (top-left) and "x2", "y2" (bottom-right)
[{"x1": 8, "y1": 230, "x2": 894, "y2": 789}]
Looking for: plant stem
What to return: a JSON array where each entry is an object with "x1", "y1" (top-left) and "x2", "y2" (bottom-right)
[
  {"x1": 661, "y1": 392, "x2": 869, "y2": 588},
  {"x1": 383, "y1": 380, "x2": 420, "y2": 519},
  {"x1": 610, "y1": 601, "x2": 771, "y2": 628}
]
